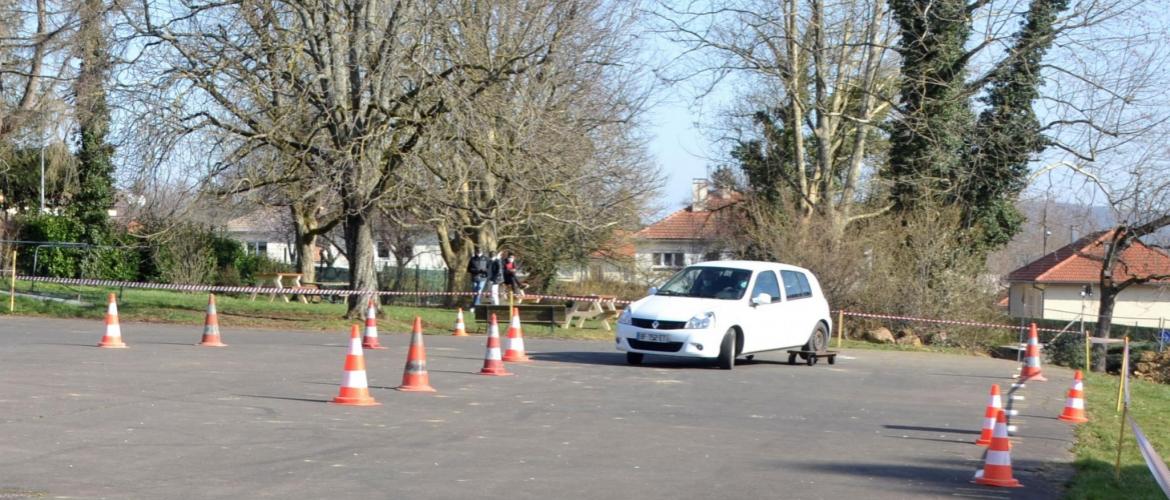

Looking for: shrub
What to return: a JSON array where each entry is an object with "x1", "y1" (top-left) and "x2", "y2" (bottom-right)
[{"x1": 18, "y1": 214, "x2": 84, "y2": 277}]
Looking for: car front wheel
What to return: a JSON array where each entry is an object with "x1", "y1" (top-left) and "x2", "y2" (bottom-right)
[{"x1": 718, "y1": 329, "x2": 736, "y2": 370}]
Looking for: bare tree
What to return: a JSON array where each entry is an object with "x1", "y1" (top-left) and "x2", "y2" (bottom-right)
[
  {"x1": 133, "y1": 0, "x2": 586, "y2": 316},
  {"x1": 400, "y1": 0, "x2": 660, "y2": 297},
  {"x1": 656, "y1": 0, "x2": 897, "y2": 239}
]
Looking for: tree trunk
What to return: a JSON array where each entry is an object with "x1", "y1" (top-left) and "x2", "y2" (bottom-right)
[
  {"x1": 343, "y1": 203, "x2": 378, "y2": 318},
  {"x1": 289, "y1": 205, "x2": 318, "y2": 284},
  {"x1": 1092, "y1": 285, "x2": 1118, "y2": 373}
]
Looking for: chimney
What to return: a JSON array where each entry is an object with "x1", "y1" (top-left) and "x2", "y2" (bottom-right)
[{"x1": 691, "y1": 179, "x2": 709, "y2": 211}]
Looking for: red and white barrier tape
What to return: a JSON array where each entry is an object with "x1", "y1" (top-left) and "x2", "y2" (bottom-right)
[
  {"x1": 15, "y1": 275, "x2": 1079, "y2": 333},
  {"x1": 14, "y1": 275, "x2": 634, "y2": 305},
  {"x1": 839, "y1": 310, "x2": 1064, "y2": 333},
  {"x1": 1129, "y1": 416, "x2": 1170, "y2": 497}
]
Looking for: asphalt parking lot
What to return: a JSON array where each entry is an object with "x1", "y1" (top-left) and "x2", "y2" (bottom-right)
[{"x1": 0, "y1": 316, "x2": 1075, "y2": 499}]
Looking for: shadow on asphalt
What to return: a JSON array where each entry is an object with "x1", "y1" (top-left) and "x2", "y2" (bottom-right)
[
  {"x1": 928, "y1": 372, "x2": 1019, "y2": 380},
  {"x1": 785, "y1": 457, "x2": 1060, "y2": 499},
  {"x1": 528, "y1": 351, "x2": 729, "y2": 370},
  {"x1": 884, "y1": 434, "x2": 974, "y2": 445},
  {"x1": 884, "y1": 424, "x2": 982, "y2": 435},
  {"x1": 237, "y1": 394, "x2": 331, "y2": 404},
  {"x1": 33, "y1": 342, "x2": 100, "y2": 348}
]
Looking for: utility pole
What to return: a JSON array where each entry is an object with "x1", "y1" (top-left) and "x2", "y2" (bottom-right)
[{"x1": 39, "y1": 144, "x2": 45, "y2": 212}]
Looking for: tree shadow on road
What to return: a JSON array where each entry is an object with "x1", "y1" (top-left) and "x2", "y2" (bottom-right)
[{"x1": 783, "y1": 457, "x2": 1064, "y2": 499}]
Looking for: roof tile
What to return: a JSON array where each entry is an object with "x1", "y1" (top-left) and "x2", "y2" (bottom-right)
[{"x1": 1006, "y1": 230, "x2": 1170, "y2": 284}]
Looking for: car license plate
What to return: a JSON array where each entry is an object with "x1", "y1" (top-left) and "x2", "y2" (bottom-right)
[{"x1": 636, "y1": 332, "x2": 671, "y2": 343}]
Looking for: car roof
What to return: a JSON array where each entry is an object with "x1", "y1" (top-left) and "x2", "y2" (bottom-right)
[{"x1": 688, "y1": 260, "x2": 811, "y2": 274}]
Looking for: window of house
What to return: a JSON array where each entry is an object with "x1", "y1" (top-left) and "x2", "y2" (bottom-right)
[
  {"x1": 780, "y1": 270, "x2": 813, "y2": 299},
  {"x1": 249, "y1": 241, "x2": 268, "y2": 256},
  {"x1": 749, "y1": 271, "x2": 781, "y2": 303},
  {"x1": 653, "y1": 252, "x2": 685, "y2": 268},
  {"x1": 703, "y1": 251, "x2": 722, "y2": 262},
  {"x1": 376, "y1": 243, "x2": 390, "y2": 259}
]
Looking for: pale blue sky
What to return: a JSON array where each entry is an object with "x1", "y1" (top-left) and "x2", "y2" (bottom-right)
[{"x1": 646, "y1": 95, "x2": 711, "y2": 215}]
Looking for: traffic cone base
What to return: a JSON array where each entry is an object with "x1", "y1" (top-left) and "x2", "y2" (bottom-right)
[
  {"x1": 479, "y1": 314, "x2": 512, "y2": 376},
  {"x1": 198, "y1": 294, "x2": 227, "y2": 347},
  {"x1": 1058, "y1": 370, "x2": 1089, "y2": 424},
  {"x1": 452, "y1": 308, "x2": 469, "y2": 337},
  {"x1": 1019, "y1": 322, "x2": 1047, "y2": 381},
  {"x1": 397, "y1": 317, "x2": 436, "y2": 392},
  {"x1": 362, "y1": 299, "x2": 387, "y2": 350},
  {"x1": 502, "y1": 309, "x2": 530, "y2": 362},
  {"x1": 98, "y1": 293, "x2": 128, "y2": 348},
  {"x1": 972, "y1": 410, "x2": 1022, "y2": 488},
  {"x1": 332, "y1": 325, "x2": 380, "y2": 406}
]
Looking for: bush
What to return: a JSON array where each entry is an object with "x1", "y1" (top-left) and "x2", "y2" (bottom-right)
[
  {"x1": 151, "y1": 224, "x2": 217, "y2": 285},
  {"x1": 18, "y1": 214, "x2": 84, "y2": 277}
]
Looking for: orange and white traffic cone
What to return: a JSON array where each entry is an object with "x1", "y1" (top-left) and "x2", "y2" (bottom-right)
[
  {"x1": 362, "y1": 298, "x2": 386, "y2": 350},
  {"x1": 97, "y1": 293, "x2": 127, "y2": 348},
  {"x1": 478, "y1": 314, "x2": 512, "y2": 376},
  {"x1": 1058, "y1": 370, "x2": 1089, "y2": 424},
  {"x1": 1019, "y1": 323, "x2": 1047, "y2": 381},
  {"x1": 452, "y1": 308, "x2": 469, "y2": 337},
  {"x1": 397, "y1": 317, "x2": 436, "y2": 392},
  {"x1": 975, "y1": 384, "x2": 1002, "y2": 446},
  {"x1": 502, "y1": 308, "x2": 530, "y2": 362},
  {"x1": 332, "y1": 325, "x2": 380, "y2": 406},
  {"x1": 973, "y1": 409, "x2": 1022, "y2": 488},
  {"x1": 197, "y1": 293, "x2": 227, "y2": 347}
]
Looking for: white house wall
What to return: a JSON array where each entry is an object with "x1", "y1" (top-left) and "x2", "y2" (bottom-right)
[{"x1": 1011, "y1": 282, "x2": 1170, "y2": 328}]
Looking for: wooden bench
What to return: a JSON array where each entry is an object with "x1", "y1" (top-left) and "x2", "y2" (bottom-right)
[
  {"x1": 249, "y1": 272, "x2": 308, "y2": 303},
  {"x1": 563, "y1": 295, "x2": 621, "y2": 331},
  {"x1": 473, "y1": 304, "x2": 567, "y2": 333}
]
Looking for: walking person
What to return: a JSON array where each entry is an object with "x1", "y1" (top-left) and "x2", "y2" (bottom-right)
[
  {"x1": 488, "y1": 250, "x2": 505, "y2": 305},
  {"x1": 503, "y1": 252, "x2": 526, "y2": 300},
  {"x1": 466, "y1": 248, "x2": 489, "y2": 311}
]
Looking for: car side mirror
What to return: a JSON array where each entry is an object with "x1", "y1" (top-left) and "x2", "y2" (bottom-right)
[
  {"x1": 648, "y1": 287, "x2": 658, "y2": 296},
  {"x1": 751, "y1": 293, "x2": 771, "y2": 306}
]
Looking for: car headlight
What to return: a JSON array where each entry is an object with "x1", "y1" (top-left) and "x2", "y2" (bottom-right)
[
  {"x1": 617, "y1": 308, "x2": 632, "y2": 325},
  {"x1": 685, "y1": 312, "x2": 715, "y2": 329}
]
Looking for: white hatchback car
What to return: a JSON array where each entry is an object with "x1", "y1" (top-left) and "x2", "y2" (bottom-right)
[{"x1": 616, "y1": 261, "x2": 832, "y2": 369}]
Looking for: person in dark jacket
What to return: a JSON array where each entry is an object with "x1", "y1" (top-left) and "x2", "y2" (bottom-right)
[
  {"x1": 488, "y1": 250, "x2": 505, "y2": 305},
  {"x1": 467, "y1": 248, "x2": 490, "y2": 309}
]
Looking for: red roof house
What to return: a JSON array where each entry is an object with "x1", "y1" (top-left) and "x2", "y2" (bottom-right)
[
  {"x1": 633, "y1": 179, "x2": 743, "y2": 272},
  {"x1": 1005, "y1": 230, "x2": 1170, "y2": 327}
]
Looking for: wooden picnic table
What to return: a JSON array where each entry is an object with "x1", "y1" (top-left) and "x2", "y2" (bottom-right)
[
  {"x1": 563, "y1": 295, "x2": 621, "y2": 331},
  {"x1": 250, "y1": 272, "x2": 310, "y2": 303}
]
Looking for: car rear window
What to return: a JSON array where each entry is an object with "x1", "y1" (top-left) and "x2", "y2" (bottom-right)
[{"x1": 781, "y1": 270, "x2": 813, "y2": 300}]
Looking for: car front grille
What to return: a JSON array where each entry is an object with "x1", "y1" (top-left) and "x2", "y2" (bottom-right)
[
  {"x1": 628, "y1": 339, "x2": 684, "y2": 352},
  {"x1": 631, "y1": 318, "x2": 686, "y2": 330}
]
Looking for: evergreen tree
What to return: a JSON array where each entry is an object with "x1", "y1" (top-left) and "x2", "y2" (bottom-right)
[
  {"x1": 72, "y1": 0, "x2": 115, "y2": 243},
  {"x1": 963, "y1": 0, "x2": 1068, "y2": 250},
  {"x1": 886, "y1": 0, "x2": 975, "y2": 212}
]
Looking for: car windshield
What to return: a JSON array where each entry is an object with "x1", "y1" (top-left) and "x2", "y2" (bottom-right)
[{"x1": 656, "y1": 266, "x2": 753, "y2": 300}]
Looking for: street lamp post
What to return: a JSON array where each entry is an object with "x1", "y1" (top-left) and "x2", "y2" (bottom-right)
[{"x1": 39, "y1": 144, "x2": 45, "y2": 212}]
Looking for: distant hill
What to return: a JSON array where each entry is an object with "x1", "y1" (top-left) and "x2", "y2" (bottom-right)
[{"x1": 988, "y1": 198, "x2": 1170, "y2": 279}]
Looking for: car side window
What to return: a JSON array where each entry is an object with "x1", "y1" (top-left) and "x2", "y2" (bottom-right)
[
  {"x1": 749, "y1": 271, "x2": 781, "y2": 303},
  {"x1": 795, "y1": 272, "x2": 812, "y2": 298},
  {"x1": 781, "y1": 270, "x2": 811, "y2": 300}
]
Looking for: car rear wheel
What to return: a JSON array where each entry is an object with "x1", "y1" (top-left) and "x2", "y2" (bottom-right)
[
  {"x1": 800, "y1": 323, "x2": 829, "y2": 359},
  {"x1": 718, "y1": 329, "x2": 736, "y2": 370},
  {"x1": 626, "y1": 352, "x2": 644, "y2": 365}
]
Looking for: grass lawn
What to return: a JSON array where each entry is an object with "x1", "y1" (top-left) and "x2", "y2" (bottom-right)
[
  {"x1": 1066, "y1": 370, "x2": 1170, "y2": 499},
  {"x1": 1, "y1": 280, "x2": 616, "y2": 340}
]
